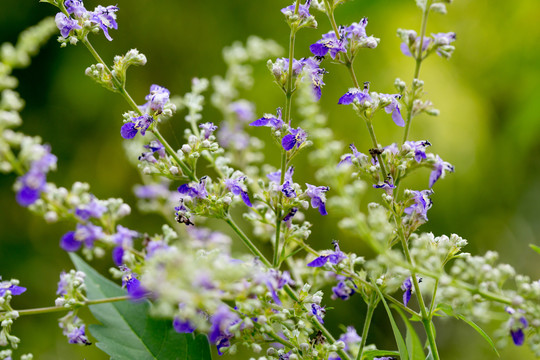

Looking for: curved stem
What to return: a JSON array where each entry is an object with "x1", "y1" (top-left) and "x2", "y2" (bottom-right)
[
  {"x1": 225, "y1": 216, "x2": 271, "y2": 268},
  {"x1": 81, "y1": 38, "x2": 195, "y2": 181},
  {"x1": 16, "y1": 296, "x2": 129, "y2": 317}
]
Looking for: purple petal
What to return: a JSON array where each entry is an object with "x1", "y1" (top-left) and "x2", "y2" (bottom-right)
[
  {"x1": 338, "y1": 92, "x2": 355, "y2": 105},
  {"x1": 60, "y1": 231, "x2": 82, "y2": 252},
  {"x1": 120, "y1": 123, "x2": 138, "y2": 139},
  {"x1": 249, "y1": 117, "x2": 271, "y2": 126},
  {"x1": 511, "y1": 328, "x2": 525, "y2": 346},
  {"x1": 112, "y1": 246, "x2": 124, "y2": 266},
  {"x1": 282, "y1": 134, "x2": 297, "y2": 151},
  {"x1": 391, "y1": 106, "x2": 405, "y2": 127},
  {"x1": 16, "y1": 186, "x2": 41, "y2": 207},
  {"x1": 307, "y1": 256, "x2": 329, "y2": 267},
  {"x1": 400, "y1": 42, "x2": 412, "y2": 57},
  {"x1": 240, "y1": 191, "x2": 252, "y2": 207},
  {"x1": 310, "y1": 43, "x2": 329, "y2": 57},
  {"x1": 173, "y1": 317, "x2": 196, "y2": 333}
]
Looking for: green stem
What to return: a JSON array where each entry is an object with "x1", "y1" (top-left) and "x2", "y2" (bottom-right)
[
  {"x1": 274, "y1": 0, "x2": 299, "y2": 268},
  {"x1": 225, "y1": 216, "x2": 272, "y2": 268},
  {"x1": 356, "y1": 293, "x2": 377, "y2": 360},
  {"x1": 402, "y1": 1, "x2": 432, "y2": 144},
  {"x1": 16, "y1": 296, "x2": 129, "y2": 317},
  {"x1": 312, "y1": 317, "x2": 353, "y2": 360},
  {"x1": 428, "y1": 278, "x2": 439, "y2": 316},
  {"x1": 152, "y1": 128, "x2": 196, "y2": 181},
  {"x1": 81, "y1": 38, "x2": 195, "y2": 181},
  {"x1": 364, "y1": 116, "x2": 388, "y2": 180},
  {"x1": 393, "y1": 214, "x2": 440, "y2": 360}
]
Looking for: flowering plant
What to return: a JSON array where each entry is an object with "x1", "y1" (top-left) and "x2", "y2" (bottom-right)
[{"x1": 1, "y1": 0, "x2": 539, "y2": 359}]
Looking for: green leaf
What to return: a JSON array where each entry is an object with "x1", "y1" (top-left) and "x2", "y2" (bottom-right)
[
  {"x1": 70, "y1": 253, "x2": 212, "y2": 360},
  {"x1": 373, "y1": 283, "x2": 409, "y2": 360},
  {"x1": 393, "y1": 306, "x2": 425, "y2": 360},
  {"x1": 456, "y1": 315, "x2": 500, "y2": 357},
  {"x1": 434, "y1": 303, "x2": 455, "y2": 317},
  {"x1": 362, "y1": 349, "x2": 400, "y2": 359},
  {"x1": 530, "y1": 244, "x2": 540, "y2": 255}
]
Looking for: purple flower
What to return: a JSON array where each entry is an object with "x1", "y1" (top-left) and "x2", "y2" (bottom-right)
[
  {"x1": 400, "y1": 31, "x2": 431, "y2": 57},
  {"x1": 229, "y1": 100, "x2": 255, "y2": 122},
  {"x1": 301, "y1": 57, "x2": 326, "y2": 100},
  {"x1": 338, "y1": 87, "x2": 372, "y2": 105},
  {"x1": 66, "y1": 325, "x2": 91, "y2": 345},
  {"x1": 111, "y1": 225, "x2": 138, "y2": 266},
  {"x1": 250, "y1": 108, "x2": 284, "y2": 129},
  {"x1": 75, "y1": 223, "x2": 104, "y2": 248},
  {"x1": 139, "y1": 140, "x2": 166, "y2": 162},
  {"x1": 209, "y1": 305, "x2": 241, "y2": 355},
  {"x1": 311, "y1": 303, "x2": 326, "y2": 323},
  {"x1": 310, "y1": 29, "x2": 347, "y2": 59},
  {"x1": 429, "y1": 155, "x2": 454, "y2": 188},
  {"x1": 75, "y1": 196, "x2": 106, "y2": 221},
  {"x1": 60, "y1": 231, "x2": 81, "y2": 252},
  {"x1": 347, "y1": 18, "x2": 368, "y2": 38},
  {"x1": 65, "y1": 0, "x2": 87, "y2": 17},
  {"x1": 268, "y1": 166, "x2": 297, "y2": 198},
  {"x1": 404, "y1": 140, "x2": 431, "y2": 162},
  {"x1": 373, "y1": 181, "x2": 395, "y2": 191},
  {"x1": 199, "y1": 122, "x2": 218, "y2": 139},
  {"x1": 56, "y1": 272, "x2": 69, "y2": 296},
  {"x1": 145, "y1": 240, "x2": 171, "y2": 258},
  {"x1": 338, "y1": 143, "x2": 368, "y2": 167},
  {"x1": 282, "y1": 126, "x2": 307, "y2": 151},
  {"x1": 120, "y1": 114, "x2": 154, "y2": 139},
  {"x1": 0, "y1": 278, "x2": 26, "y2": 297},
  {"x1": 281, "y1": 0, "x2": 312, "y2": 18},
  {"x1": 173, "y1": 317, "x2": 196, "y2": 333},
  {"x1": 307, "y1": 241, "x2": 346, "y2": 267},
  {"x1": 305, "y1": 183, "x2": 329, "y2": 215},
  {"x1": 506, "y1": 307, "x2": 528, "y2": 346},
  {"x1": 16, "y1": 146, "x2": 57, "y2": 207},
  {"x1": 401, "y1": 276, "x2": 422, "y2": 307},
  {"x1": 331, "y1": 278, "x2": 356, "y2": 301},
  {"x1": 224, "y1": 176, "x2": 252, "y2": 207},
  {"x1": 89, "y1": 5, "x2": 118, "y2": 41},
  {"x1": 55, "y1": 13, "x2": 82, "y2": 38},
  {"x1": 178, "y1": 176, "x2": 208, "y2": 199},
  {"x1": 338, "y1": 326, "x2": 361, "y2": 351},
  {"x1": 379, "y1": 93, "x2": 404, "y2": 127},
  {"x1": 432, "y1": 32, "x2": 457, "y2": 57},
  {"x1": 134, "y1": 183, "x2": 170, "y2": 199},
  {"x1": 260, "y1": 269, "x2": 293, "y2": 305},
  {"x1": 404, "y1": 189, "x2": 433, "y2": 221},
  {"x1": 142, "y1": 84, "x2": 170, "y2": 114},
  {"x1": 121, "y1": 266, "x2": 147, "y2": 301}
]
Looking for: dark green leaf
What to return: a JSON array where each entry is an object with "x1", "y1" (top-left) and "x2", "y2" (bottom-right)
[
  {"x1": 456, "y1": 315, "x2": 500, "y2": 357},
  {"x1": 393, "y1": 306, "x2": 425, "y2": 360},
  {"x1": 373, "y1": 283, "x2": 409, "y2": 360},
  {"x1": 70, "y1": 253, "x2": 212, "y2": 360}
]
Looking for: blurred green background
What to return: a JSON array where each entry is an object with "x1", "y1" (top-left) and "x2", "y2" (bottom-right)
[{"x1": 1, "y1": 0, "x2": 540, "y2": 359}]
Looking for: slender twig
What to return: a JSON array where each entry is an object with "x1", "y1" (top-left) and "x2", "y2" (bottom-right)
[
  {"x1": 17, "y1": 296, "x2": 129, "y2": 317},
  {"x1": 356, "y1": 293, "x2": 377, "y2": 360}
]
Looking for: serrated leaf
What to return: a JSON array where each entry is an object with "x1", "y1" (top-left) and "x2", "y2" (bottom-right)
[
  {"x1": 362, "y1": 349, "x2": 400, "y2": 359},
  {"x1": 393, "y1": 306, "x2": 425, "y2": 360},
  {"x1": 70, "y1": 253, "x2": 212, "y2": 360},
  {"x1": 530, "y1": 244, "x2": 540, "y2": 255},
  {"x1": 456, "y1": 315, "x2": 500, "y2": 357},
  {"x1": 373, "y1": 283, "x2": 409, "y2": 360}
]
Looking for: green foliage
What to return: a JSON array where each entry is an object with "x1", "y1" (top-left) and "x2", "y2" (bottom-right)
[
  {"x1": 393, "y1": 306, "x2": 426, "y2": 360},
  {"x1": 70, "y1": 253, "x2": 212, "y2": 360}
]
